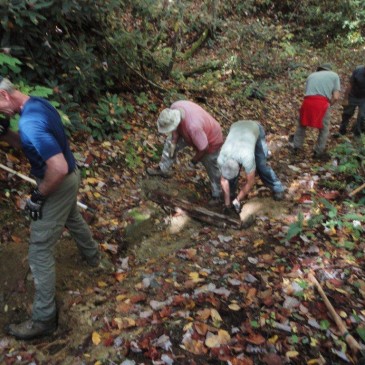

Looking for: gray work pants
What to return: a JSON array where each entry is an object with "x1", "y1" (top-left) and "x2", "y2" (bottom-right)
[
  {"x1": 293, "y1": 108, "x2": 331, "y2": 154},
  {"x1": 159, "y1": 135, "x2": 222, "y2": 198},
  {"x1": 29, "y1": 168, "x2": 98, "y2": 321}
]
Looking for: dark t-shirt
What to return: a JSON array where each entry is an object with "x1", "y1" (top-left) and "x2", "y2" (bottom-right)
[
  {"x1": 19, "y1": 97, "x2": 75, "y2": 179},
  {"x1": 350, "y1": 66, "x2": 365, "y2": 98}
]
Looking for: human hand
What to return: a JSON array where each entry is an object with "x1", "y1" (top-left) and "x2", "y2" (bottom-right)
[
  {"x1": 232, "y1": 199, "x2": 241, "y2": 214},
  {"x1": 25, "y1": 188, "x2": 46, "y2": 221},
  {"x1": 0, "y1": 117, "x2": 10, "y2": 137}
]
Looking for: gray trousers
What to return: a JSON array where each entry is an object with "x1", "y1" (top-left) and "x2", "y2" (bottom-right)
[
  {"x1": 159, "y1": 136, "x2": 222, "y2": 198},
  {"x1": 29, "y1": 168, "x2": 98, "y2": 321},
  {"x1": 293, "y1": 108, "x2": 331, "y2": 154}
]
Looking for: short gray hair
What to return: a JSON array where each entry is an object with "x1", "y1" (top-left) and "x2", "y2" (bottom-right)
[
  {"x1": 0, "y1": 77, "x2": 15, "y2": 92},
  {"x1": 221, "y1": 159, "x2": 240, "y2": 180}
]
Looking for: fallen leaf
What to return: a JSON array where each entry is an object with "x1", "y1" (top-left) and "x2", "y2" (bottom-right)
[
  {"x1": 92, "y1": 331, "x2": 101, "y2": 345},
  {"x1": 286, "y1": 351, "x2": 299, "y2": 358},
  {"x1": 246, "y1": 333, "x2": 266, "y2": 345},
  {"x1": 262, "y1": 353, "x2": 283, "y2": 365},
  {"x1": 114, "y1": 317, "x2": 136, "y2": 329},
  {"x1": 194, "y1": 322, "x2": 209, "y2": 335},
  {"x1": 211, "y1": 308, "x2": 222, "y2": 322},
  {"x1": 229, "y1": 303, "x2": 241, "y2": 311},
  {"x1": 114, "y1": 273, "x2": 127, "y2": 282},
  {"x1": 205, "y1": 330, "x2": 231, "y2": 348}
]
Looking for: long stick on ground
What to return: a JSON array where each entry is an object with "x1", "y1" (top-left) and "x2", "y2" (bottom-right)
[
  {"x1": 349, "y1": 182, "x2": 365, "y2": 197},
  {"x1": 308, "y1": 272, "x2": 362, "y2": 354},
  {"x1": 0, "y1": 163, "x2": 90, "y2": 211}
]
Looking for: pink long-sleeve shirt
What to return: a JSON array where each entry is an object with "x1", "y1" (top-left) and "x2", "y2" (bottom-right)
[{"x1": 171, "y1": 100, "x2": 223, "y2": 153}]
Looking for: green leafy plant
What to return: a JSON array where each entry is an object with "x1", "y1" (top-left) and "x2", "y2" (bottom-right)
[
  {"x1": 87, "y1": 93, "x2": 134, "y2": 141},
  {"x1": 125, "y1": 140, "x2": 142, "y2": 169},
  {"x1": 286, "y1": 211, "x2": 304, "y2": 240},
  {"x1": 135, "y1": 92, "x2": 157, "y2": 112},
  {"x1": 0, "y1": 53, "x2": 22, "y2": 74}
]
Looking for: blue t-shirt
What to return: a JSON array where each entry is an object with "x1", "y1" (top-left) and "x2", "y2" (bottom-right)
[{"x1": 19, "y1": 97, "x2": 75, "y2": 179}]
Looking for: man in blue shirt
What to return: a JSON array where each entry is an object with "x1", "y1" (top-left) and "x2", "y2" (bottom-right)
[{"x1": 0, "y1": 76, "x2": 102, "y2": 340}]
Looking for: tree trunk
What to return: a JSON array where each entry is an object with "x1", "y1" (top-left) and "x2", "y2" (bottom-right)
[
  {"x1": 209, "y1": 0, "x2": 219, "y2": 37},
  {"x1": 183, "y1": 61, "x2": 222, "y2": 77}
]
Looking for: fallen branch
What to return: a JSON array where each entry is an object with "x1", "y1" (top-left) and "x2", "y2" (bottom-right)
[
  {"x1": 349, "y1": 182, "x2": 365, "y2": 197},
  {"x1": 149, "y1": 190, "x2": 242, "y2": 229},
  {"x1": 183, "y1": 61, "x2": 223, "y2": 78},
  {"x1": 308, "y1": 273, "x2": 363, "y2": 354},
  {"x1": 182, "y1": 29, "x2": 210, "y2": 60}
]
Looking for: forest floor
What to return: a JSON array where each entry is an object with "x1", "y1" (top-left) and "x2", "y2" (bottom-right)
[
  {"x1": 1, "y1": 105, "x2": 365, "y2": 365},
  {"x1": 1, "y1": 15, "x2": 365, "y2": 365}
]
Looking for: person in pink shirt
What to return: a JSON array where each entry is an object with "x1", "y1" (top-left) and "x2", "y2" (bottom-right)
[{"x1": 147, "y1": 100, "x2": 223, "y2": 201}]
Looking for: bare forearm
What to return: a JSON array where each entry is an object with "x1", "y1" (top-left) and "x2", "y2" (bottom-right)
[
  {"x1": 38, "y1": 154, "x2": 68, "y2": 196},
  {"x1": 220, "y1": 177, "x2": 231, "y2": 206},
  {"x1": 236, "y1": 171, "x2": 255, "y2": 202},
  {"x1": 237, "y1": 184, "x2": 251, "y2": 201},
  {"x1": 331, "y1": 90, "x2": 340, "y2": 105}
]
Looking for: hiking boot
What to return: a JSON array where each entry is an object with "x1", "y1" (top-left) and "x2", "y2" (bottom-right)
[
  {"x1": 273, "y1": 191, "x2": 284, "y2": 201},
  {"x1": 334, "y1": 127, "x2": 346, "y2": 138},
  {"x1": 208, "y1": 197, "x2": 223, "y2": 207},
  {"x1": 146, "y1": 167, "x2": 172, "y2": 178},
  {"x1": 287, "y1": 142, "x2": 299, "y2": 154},
  {"x1": 86, "y1": 252, "x2": 114, "y2": 273},
  {"x1": 7, "y1": 318, "x2": 57, "y2": 340},
  {"x1": 313, "y1": 151, "x2": 331, "y2": 161},
  {"x1": 339, "y1": 125, "x2": 346, "y2": 135}
]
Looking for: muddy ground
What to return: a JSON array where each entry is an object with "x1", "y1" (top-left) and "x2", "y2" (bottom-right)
[{"x1": 0, "y1": 131, "x2": 339, "y2": 364}]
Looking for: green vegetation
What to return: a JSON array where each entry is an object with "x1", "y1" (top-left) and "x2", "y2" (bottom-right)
[{"x1": 1, "y1": 0, "x2": 365, "y2": 138}]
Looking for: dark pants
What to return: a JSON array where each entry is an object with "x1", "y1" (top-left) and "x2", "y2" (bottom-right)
[{"x1": 340, "y1": 95, "x2": 365, "y2": 136}]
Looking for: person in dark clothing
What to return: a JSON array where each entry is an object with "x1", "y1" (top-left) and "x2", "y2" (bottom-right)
[{"x1": 338, "y1": 66, "x2": 365, "y2": 136}]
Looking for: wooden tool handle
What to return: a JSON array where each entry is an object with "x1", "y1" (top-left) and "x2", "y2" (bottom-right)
[
  {"x1": 349, "y1": 182, "x2": 365, "y2": 197},
  {"x1": 308, "y1": 273, "x2": 362, "y2": 353},
  {"x1": 0, "y1": 163, "x2": 89, "y2": 211}
]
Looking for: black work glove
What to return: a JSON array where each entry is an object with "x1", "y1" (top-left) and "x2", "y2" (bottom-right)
[
  {"x1": 222, "y1": 205, "x2": 231, "y2": 215},
  {"x1": 0, "y1": 117, "x2": 10, "y2": 137},
  {"x1": 25, "y1": 188, "x2": 46, "y2": 221},
  {"x1": 222, "y1": 205, "x2": 238, "y2": 218}
]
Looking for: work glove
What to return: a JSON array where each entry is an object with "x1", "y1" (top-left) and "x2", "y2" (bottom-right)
[
  {"x1": 25, "y1": 188, "x2": 46, "y2": 221},
  {"x1": 232, "y1": 199, "x2": 241, "y2": 214},
  {"x1": 222, "y1": 204, "x2": 239, "y2": 218},
  {"x1": 222, "y1": 205, "x2": 232, "y2": 215},
  {"x1": 0, "y1": 116, "x2": 10, "y2": 137}
]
